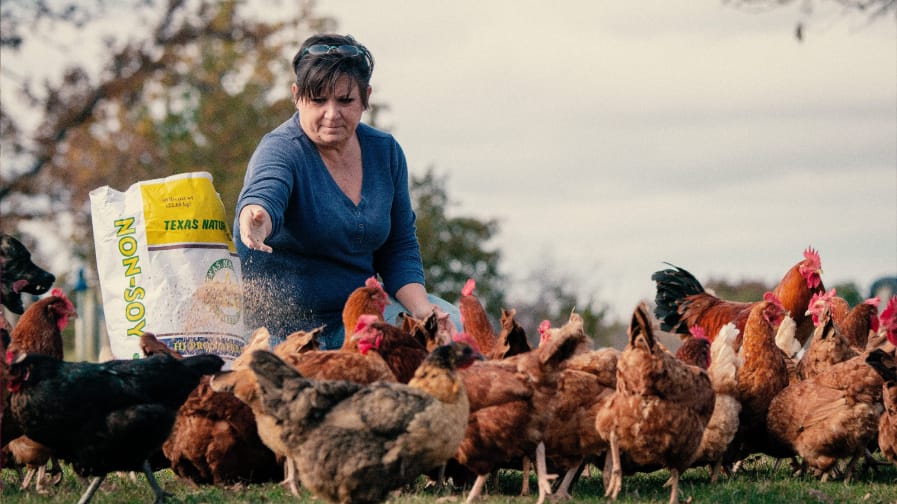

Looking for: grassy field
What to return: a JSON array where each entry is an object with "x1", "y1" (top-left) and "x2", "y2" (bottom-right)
[{"x1": 2, "y1": 455, "x2": 896, "y2": 504}]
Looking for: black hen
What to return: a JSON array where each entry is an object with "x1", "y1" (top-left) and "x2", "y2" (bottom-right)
[{"x1": 6, "y1": 352, "x2": 223, "y2": 503}]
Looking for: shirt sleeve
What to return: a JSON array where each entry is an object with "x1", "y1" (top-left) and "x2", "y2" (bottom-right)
[
  {"x1": 234, "y1": 132, "x2": 297, "y2": 237},
  {"x1": 373, "y1": 140, "x2": 426, "y2": 295}
]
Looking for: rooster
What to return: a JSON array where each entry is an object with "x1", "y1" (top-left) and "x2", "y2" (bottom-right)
[
  {"x1": 595, "y1": 303, "x2": 714, "y2": 504},
  {"x1": 243, "y1": 343, "x2": 479, "y2": 504},
  {"x1": 652, "y1": 246, "x2": 824, "y2": 348},
  {"x1": 6, "y1": 351, "x2": 223, "y2": 504}
]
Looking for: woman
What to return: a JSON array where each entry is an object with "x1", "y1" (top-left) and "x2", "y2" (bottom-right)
[{"x1": 235, "y1": 33, "x2": 460, "y2": 349}]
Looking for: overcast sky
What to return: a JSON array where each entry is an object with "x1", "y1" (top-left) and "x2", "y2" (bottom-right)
[
  {"x1": 312, "y1": 0, "x2": 897, "y2": 321},
  {"x1": 2, "y1": 1, "x2": 894, "y2": 324}
]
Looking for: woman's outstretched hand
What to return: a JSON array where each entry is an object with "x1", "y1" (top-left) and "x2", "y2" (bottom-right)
[{"x1": 239, "y1": 204, "x2": 273, "y2": 253}]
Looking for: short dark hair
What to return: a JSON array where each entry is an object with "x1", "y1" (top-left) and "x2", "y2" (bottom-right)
[{"x1": 292, "y1": 34, "x2": 374, "y2": 109}]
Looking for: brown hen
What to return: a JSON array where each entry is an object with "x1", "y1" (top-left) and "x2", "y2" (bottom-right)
[{"x1": 595, "y1": 303, "x2": 714, "y2": 504}]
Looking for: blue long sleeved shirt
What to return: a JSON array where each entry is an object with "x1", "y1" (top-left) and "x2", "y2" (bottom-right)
[{"x1": 234, "y1": 112, "x2": 425, "y2": 348}]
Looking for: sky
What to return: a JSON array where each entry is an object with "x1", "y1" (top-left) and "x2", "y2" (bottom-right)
[
  {"x1": 2, "y1": 1, "x2": 895, "y2": 324},
  {"x1": 311, "y1": 0, "x2": 897, "y2": 321}
]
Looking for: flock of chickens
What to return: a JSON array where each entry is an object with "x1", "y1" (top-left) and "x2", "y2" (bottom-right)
[{"x1": 1, "y1": 246, "x2": 896, "y2": 504}]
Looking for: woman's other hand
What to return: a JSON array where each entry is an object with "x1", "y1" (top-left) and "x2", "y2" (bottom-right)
[{"x1": 239, "y1": 204, "x2": 273, "y2": 253}]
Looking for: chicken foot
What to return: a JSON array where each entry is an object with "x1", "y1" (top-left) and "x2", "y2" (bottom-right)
[
  {"x1": 279, "y1": 457, "x2": 300, "y2": 496},
  {"x1": 551, "y1": 459, "x2": 584, "y2": 501},
  {"x1": 664, "y1": 468, "x2": 680, "y2": 504},
  {"x1": 604, "y1": 432, "x2": 623, "y2": 500},
  {"x1": 534, "y1": 441, "x2": 559, "y2": 504},
  {"x1": 465, "y1": 473, "x2": 489, "y2": 503},
  {"x1": 141, "y1": 460, "x2": 172, "y2": 504},
  {"x1": 77, "y1": 475, "x2": 105, "y2": 504}
]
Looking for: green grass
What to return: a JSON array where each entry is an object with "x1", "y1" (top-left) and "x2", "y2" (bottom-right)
[{"x1": 2, "y1": 455, "x2": 895, "y2": 503}]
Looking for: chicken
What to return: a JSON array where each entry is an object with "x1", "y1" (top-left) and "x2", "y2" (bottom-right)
[
  {"x1": 866, "y1": 295, "x2": 897, "y2": 351},
  {"x1": 280, "y1": 322, "x2": 398, "y2": 384},
  {"x1": 352, "y1": 314, "x2": 429, "y2": 383},
  {"x1": 4, "y1": 287, "x2": 76, "y2": 491},
  {"x1": 540, "y1": 328, "x2": 618, "y2": 499},
  {"x1": 830, "y1": 295, "x2": 880, "y2": 352},
  {"x1": 796, "y1": 289, "x2": 859, "y2": 380},
  {"x1": 766, "y1": 351, "x2": 885, "y2": 481},
  {"x1": 455, "y1": 313, "x2": 589, "y2": 504},
  {"x1": 6, "y1": 351, "x2": 223, "y2": 504},
  {"x1": 595, "y1": 303, "x2": 714, "y2": 504},
  {"x1": 340, "y1": 276, "x2": 390, "y2": 352},
  {"x1": 8, "y1": 287, "x2": 76, "y2": 359},
  {"x1": 243, "y1": 342, "x2": 479, "y2": 504},
  {"x1": 458, "y1": 278, "x2": 499, "y2": 357},
  {"x1": 210, "y1": 324, "x2": 398, "y2": 495},
  {"x1": 154, "y1": 330, "x2": 282, "y2": 486},
  {"x1": 494, "y1": 307, "x2": 531, "y2": 358},
  {"x1": 731, "y1": 293, "x2": 790, "y2": 459},
  {"x1": 652, "y1": 246, "x2": 825, "y2": 348},
  {"x1": 691, "y1": 323, "x2": 743, "y2": 482},
  {"x1": 674, "y1": 328, "x2": 711, "y2": 369},
  {"x1": 865, "y1": 348, "x2": 896, "y2": 464},
  {"x1": 400, "y1": 309, "x2": 450, "y2": 351}
]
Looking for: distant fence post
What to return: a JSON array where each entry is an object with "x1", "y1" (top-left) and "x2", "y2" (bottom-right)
[{"x1": 73, "y1": 268, "x2": 101, "y2": 362}]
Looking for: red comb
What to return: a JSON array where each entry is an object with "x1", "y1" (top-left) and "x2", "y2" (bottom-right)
[
  {"x1": 461, "y1": 279, "x2": 476, "y2": 297},
  {"x1": 689, "y1": 325, "x2": 707, "y2": 340}
]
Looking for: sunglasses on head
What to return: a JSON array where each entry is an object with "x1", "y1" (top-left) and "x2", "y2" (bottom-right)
[{"x1": 302, "y1": 44, "x2": 365, "y2": 58}]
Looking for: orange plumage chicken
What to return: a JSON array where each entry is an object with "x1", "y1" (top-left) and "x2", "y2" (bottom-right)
[
  {"x1": 652, "y1": 247, "x2": 824, "y2": 348},
  {"x1": 339, "y1": 276, "x2": 390, "y2": 352},
  {"x1": 458, "y1": 278, "x2": 499, "y2": 357},
  {"x1": 731, "y1": 293, "x2": 790, "y2": 460},
  {"x1": 156, "y1": 330, "x2": 281, "y2": 486},
  {"x1": 455, "y1": 313, "x2": 589, "y2": 504},
  {"x1": 595, "y1": 303, "x2": 714, "y2": 504},
  {"x1": 865, "y1": 347, "x2": 896, "y2": 464}
]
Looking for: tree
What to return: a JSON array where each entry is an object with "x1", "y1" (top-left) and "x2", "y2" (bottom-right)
[
  {"x1": 506, "y1": 254, "x2": 623, "y2": 348},
  {"x1": 1, "y1": 0, "x2": 332, "y2": 282},
  {"x1": 411, "y1": 167, "x2": 505, "y2": 318},
  {"x1": 727, "y1": 0, "x2": 896, "y2": 40}
]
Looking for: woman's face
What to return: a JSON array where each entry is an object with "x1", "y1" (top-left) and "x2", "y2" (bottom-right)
[{"x1": 294, "y1": 76, "x2": 370, "y2": 149}]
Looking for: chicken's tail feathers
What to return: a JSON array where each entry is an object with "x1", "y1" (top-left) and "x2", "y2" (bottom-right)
[
  {"x1": 629, "y1": 302, "x2": 657, "y2": 350},
  {"x1": 708, "y1": 323, "x2": 741, "y2": 392},
  {"x1": 181, "y1": 354, "x2": 225, "y2": 376},
  {"x1": 538, "y1": 312, "x2": 587, "y2": 367},
  {"x1": 249, "y1": 349, "x2": 303, "y2": 388},
  {"x1": 651, "y1": 263, "x2": 704, "y2": 334},
  {"x1": 865, "y1": 348, "x2": 896, "y2": 383}
]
